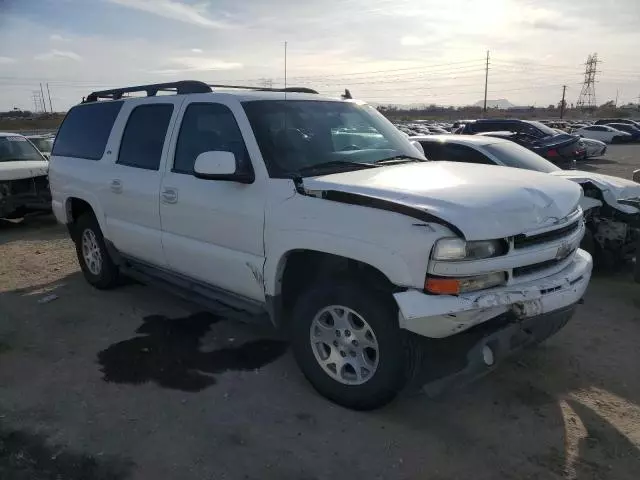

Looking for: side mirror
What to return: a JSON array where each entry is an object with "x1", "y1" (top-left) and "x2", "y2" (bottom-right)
[
  {"x1": 193, "y1": 151, "x2": 253, "y2": 184},
  {"x1": 411, "y1": 140, "x2": 425, "y2": 156}
]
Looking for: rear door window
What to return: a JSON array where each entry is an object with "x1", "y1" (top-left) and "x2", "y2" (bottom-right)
[
  {"x1": 52, "y1": 101, "x2": 123, "y2": 160},
  {"x1": 117, "y1": 104, "x2": 174, "y2": 171},
  {"x1": 440, "y1": 144, "x2": 496, "y2": 164}
]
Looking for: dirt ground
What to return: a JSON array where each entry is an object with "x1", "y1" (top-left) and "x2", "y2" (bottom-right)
[{"x1": 1, "y1": 146, "x2": 639, "y2": 480}]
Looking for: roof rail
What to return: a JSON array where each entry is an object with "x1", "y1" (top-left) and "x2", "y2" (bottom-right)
[
  {"x1": 207, "y1": 84, "x2": 318, "y2": 94},
  {"x1": 83, "y1": 81, "x2": 319, "y2": 103},
  {"x1": 84, "y1": 80, "x2": 212, "y2": 102}
]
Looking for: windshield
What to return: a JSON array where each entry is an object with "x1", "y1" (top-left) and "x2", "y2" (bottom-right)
[
  {"x1": 242, "y1": 100, "x2": 423, "y2": 177},
  {"x1": 29, "y1": 137, "x2": 54, "y2": 153},
  {"x1": 524, "y1": 120, "x2": 559, "y2": 137},
  {"x1": 0, "y1": 136, "x2": 45, "y2": 162},
  {"x1": 483, "y1": 141, "x2": 560, "y2": 173}
]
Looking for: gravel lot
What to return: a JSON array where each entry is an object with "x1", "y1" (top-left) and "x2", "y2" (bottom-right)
[{"x1": 1, "y1": 145, "x2": 640, "y2": 480}]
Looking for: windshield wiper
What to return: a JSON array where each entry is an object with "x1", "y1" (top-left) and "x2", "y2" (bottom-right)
[
  {"x1": 296, "y1": 160, "x2": 377, "y2": 175},
  {"x1": 373, "y1": 155, "x2": 423, "y2": 165}
]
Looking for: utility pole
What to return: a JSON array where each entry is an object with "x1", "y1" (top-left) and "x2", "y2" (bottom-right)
[
  {"x1": 39, "y1": 83, "x2": 47, "y2": 113},
  {"x1": 615, "y1": 89, "x2": 619, "y2": 108},
  {"x1": 560, "y1": 85, "x2": 567, "y2": 119},
  {"x1": 284, "y1": 41, "x2": 288, "y2": 91},
  {"x1": 46, "y1": 83, "x2": 53, "y2": 112},
  {"x1": 483, "y1": 50, "x2": 490, "y2": 115}
]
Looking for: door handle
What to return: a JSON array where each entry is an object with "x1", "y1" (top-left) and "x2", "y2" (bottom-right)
[
  {"x1": 110, "y1": 179, "x2": 123, "y2": 194},
  {"x1": 161, "y1": 187, "x2": 178, "y2": 204}
]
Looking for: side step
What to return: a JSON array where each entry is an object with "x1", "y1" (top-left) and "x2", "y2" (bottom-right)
[{"x1": 121, "y1": 260, "x2": 270, "y2": 325}]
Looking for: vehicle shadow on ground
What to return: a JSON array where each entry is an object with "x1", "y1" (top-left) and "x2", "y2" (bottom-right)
[
  {"x1": 377, "y1": 277, "x2": 640, "y2": 478},
  {"x1": 97, "y1": 311, "x2": 289, "y2": 392},
  {"x1": 0, "y1": 215, "x2": 66, "y2": 245}
]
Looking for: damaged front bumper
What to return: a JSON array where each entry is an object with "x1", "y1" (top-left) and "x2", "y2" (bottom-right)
[
  {"x1": 394, "y1": 248, "x2": 592, "y2": 339},
  {"x1": 0, "y1": 177, "x2": 52, "y2": 219}
]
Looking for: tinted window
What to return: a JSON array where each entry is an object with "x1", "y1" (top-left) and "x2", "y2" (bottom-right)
[
  {"x1": 419, "y1": 142, "x2": 446, "y2": 160},
  {"x1": 440, "y1": 143, "x2": 495, "y2": 164},
  {"x1": 52, "y1": 101, "x2": 123, "y2": 160},
  {"x1": 0, "y1": 136, "x2": 44, "y2": 162},
  {"x1": 469, "y1": 122, "x2": 501, "y2": 133},
  {"x1": 174, "y1": 103, "x2": 250, "y2": 175},
  {"x1": 117, "y1": 104, "x2": 173, "y2": 171}
]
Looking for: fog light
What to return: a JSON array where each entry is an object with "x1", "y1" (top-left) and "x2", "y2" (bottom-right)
[{"x1": 482, "y1": 345, "x2": 495, "y2": 366}]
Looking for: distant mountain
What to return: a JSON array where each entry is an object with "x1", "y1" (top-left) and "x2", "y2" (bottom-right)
[{"x1": 473, "y1": 99, "x2": 516, "y2": 109}]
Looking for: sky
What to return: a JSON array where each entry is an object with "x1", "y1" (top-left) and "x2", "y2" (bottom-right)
[{"x1": 0, "y1": 0, "x2": 639, "y2": 111}]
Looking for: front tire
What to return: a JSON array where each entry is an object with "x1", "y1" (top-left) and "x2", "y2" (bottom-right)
[
  {"x1": 290, "y1": 280, "x2": 410, "y2": 410},
  {"x1": 74, "y1": 213, "x2": 119, "y2": 289}
]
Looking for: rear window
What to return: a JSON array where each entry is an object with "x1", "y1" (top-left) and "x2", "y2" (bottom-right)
[{"x1": 52, "y1": 101, "x2": 123, "y2": 160}]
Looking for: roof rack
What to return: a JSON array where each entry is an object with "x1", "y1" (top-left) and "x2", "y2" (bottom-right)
[{"x1": 83, "y1": 81, "x2": 318, "y2": 103}]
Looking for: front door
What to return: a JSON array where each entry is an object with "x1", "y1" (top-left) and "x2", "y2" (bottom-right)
[{"x1": 159, "y1": 98, "x2": 266, "y2": 301}]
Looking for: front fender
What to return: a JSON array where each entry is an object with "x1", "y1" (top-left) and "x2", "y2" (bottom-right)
[{"x1": 264, "y1": 231, "x2": 416, "y2": 296}]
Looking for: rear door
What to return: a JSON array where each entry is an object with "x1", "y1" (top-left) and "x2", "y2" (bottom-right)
[{"x1": 99, "y1": 98, "x2": 182, "y2": 266}]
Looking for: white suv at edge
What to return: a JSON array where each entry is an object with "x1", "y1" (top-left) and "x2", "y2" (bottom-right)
[{"x1": 49, "y1": 81, "x2": 592, "y2": 410}]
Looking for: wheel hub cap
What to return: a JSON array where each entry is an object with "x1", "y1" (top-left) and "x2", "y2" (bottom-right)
[
  {"x1": 81, "y1": 228, "x2": 102, "y2": 276},
  {"x1": 309, "y1": 305, "x2": 379, "y2": 385}
]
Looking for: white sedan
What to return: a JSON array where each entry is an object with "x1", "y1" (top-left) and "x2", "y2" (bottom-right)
[{"x1": 574, "y1": 125, "x2": 632, "y2": 144}]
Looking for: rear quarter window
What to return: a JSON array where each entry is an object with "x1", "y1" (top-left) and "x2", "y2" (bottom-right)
[{"x1": 52, "y1": 101, "x2": 123, "y2": 160}]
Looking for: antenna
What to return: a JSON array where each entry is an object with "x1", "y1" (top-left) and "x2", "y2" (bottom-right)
[{"x1": 284, "y1": 41, "x2": 288, "y2": 99}]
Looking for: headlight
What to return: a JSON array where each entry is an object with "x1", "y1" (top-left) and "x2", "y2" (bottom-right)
[
  {"x1": 425, "y1": 272, "x2": 507, "y2": 294},
  {"x1": 432, "y1": 237, "x2": 505, "y2": 261}
]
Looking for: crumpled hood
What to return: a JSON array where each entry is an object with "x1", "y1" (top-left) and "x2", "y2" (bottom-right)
[
  {"x1": 551, "y1": 170, "x2": 640, "y2": 213},
  {"x1": 0, "y1": 160, "x2": 49, "y2": 181},
  {"x1": 305, "y1": 162, "x2": 582, "y2": 240}
]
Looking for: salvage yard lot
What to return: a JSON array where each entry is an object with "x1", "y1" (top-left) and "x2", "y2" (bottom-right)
[{"x1": 1, "y1": 145, "x2": 640, "y2": 480}]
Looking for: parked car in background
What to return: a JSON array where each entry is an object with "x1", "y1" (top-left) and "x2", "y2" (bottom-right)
[
  {"x1": 606, "y1": 123, "x2": 640, "y2": 142},
  {"x1": 459, "y1": 119, "x2": 585, "y2": 164},
  {"x1": 48, "y1": 80, "x2": 593, "y2": 409},
  {"x1": 476, "y1": 131, "x2": 580, "y2": 167},
  {"x1": 26, "y1": 134, "x2": 55, "y2": 159},
  {"x1": 574, "y1": 125, "x2": 632, "y2": 144},
  {"x1": 578, "y1": 137, "x2": 607, "y2": 158},
  {"x1": 411, "y1": 134, "x2": 640, "y2": 274},
  {"x1": 595, "y1": 118, "x2": 640, "y2": 129},
  {"x1": 0, "y1": 132, "x2": 51, "y2": 219}
]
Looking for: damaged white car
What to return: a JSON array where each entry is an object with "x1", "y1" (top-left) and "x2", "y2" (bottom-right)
[
  {"x1": 0, "y1": 132, "x2": 51, "y2": 219},
  {"x1": 412, "y1": 135, "x2": 640, "y2": 275},
  {"x1": 49, "y1": 82, "x2": 592, "y2": 410}
]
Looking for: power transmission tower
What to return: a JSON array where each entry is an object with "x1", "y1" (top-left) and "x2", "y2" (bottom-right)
[
  {"x1": 576, "y1": 53, "x2": 598, "y2": 110},
  {"x1": 32, "y1": 91, "x2": 42, "y2": 113},
  {"x1": 39, "y1": 83, "x2": 47, "y2": 113}
]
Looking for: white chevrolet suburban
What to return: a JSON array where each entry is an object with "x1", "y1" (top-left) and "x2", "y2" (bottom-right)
[{"x1": 49, "y1": 81, "x2": 592, "y2": 410}]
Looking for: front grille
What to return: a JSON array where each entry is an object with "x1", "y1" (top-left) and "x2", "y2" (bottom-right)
[
  {"x1": 513, "y1": 219, "x2": 581, "y2": 249},
  {"x1": 512, "y1": 249, "x2": 576, "y2": 277},
  {"x1": 10, "y1": 178, "x2": 36, "y2": 195}
]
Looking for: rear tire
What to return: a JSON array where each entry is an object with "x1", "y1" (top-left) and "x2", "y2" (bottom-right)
[
  {"x1": 74, "y1": 213, "x2": 119, "y2": 289},
  {"x1": 290, "y1": 280, "x2": 410, "y2": 410}
]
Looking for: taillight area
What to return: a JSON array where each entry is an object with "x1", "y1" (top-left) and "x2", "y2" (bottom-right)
[{"x1": 546, "y1": 148, "x2": 560, "y2": 157}]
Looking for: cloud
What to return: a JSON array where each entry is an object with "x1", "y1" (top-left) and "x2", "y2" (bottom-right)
[
  {"x1": 152, "y1": 56, "x2": 243, "y2": 75},
  {"x1": 191, "y1": 48, "x2": 203, "y2": 53},
  {"x1": 50, "y1": 33, "x2": 68, "y2": 41},
  {"x1": 107, "y1": 0, "x2": 230, "y2": 29},
  {"x1": 0, "y1": 56, "x2": 16, "y2": 64},
  {"x1": 400, "y1": 35, "x2": 425, "y2": 46},
  {"x1": 34, "y1": 50, "x2": 83, "y2": 61}
]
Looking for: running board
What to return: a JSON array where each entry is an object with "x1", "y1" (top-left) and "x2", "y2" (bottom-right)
[{"x1": 121, "y1": 258, "x2": 269, "y2": 325}]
